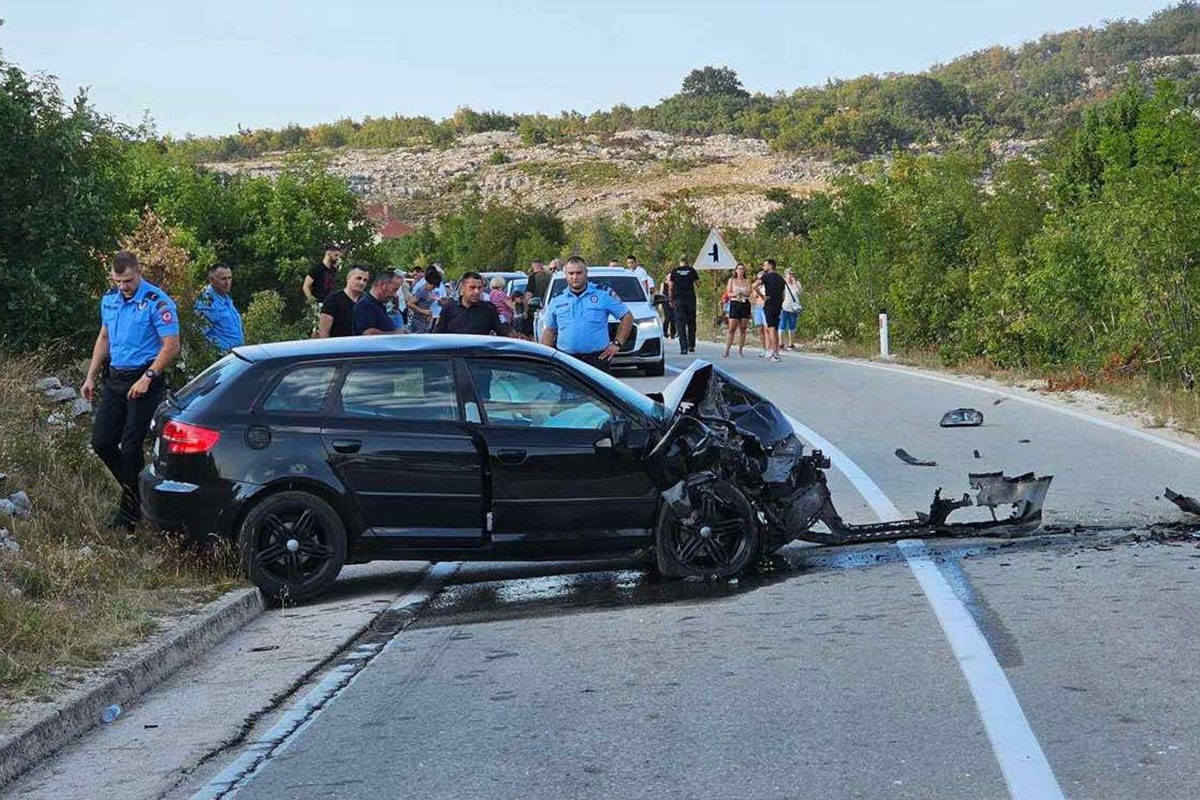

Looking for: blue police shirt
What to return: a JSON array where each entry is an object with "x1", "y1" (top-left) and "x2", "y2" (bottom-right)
[
  {"x1": 543, "y1": 282, "x2": 629, "y2": 354},
  {"x1": 100, "y1": 279, "x2": 180, "y2": 369},
  {"x1": 193, "y1": 286, "x2": 244, "y2": 352}
]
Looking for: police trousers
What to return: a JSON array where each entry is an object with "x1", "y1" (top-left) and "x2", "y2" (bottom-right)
[
  {"x1": 91, "y1": 365, "x2": 166, "y2": 521},
  {"x1": 673, "y1": 297, "x2": 697, "y2": 352}
]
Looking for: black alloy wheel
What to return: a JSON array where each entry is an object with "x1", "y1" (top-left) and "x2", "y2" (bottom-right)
[
  {"x1": 655, "y1": 479, "x2": 760, "y2": 580},
  {"x1": 238, "y1": 490, "x2": 347, "y2": 602}
]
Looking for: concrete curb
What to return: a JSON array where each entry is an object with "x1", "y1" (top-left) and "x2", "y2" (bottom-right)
[{"x1": 0, "y1": 586, "x2": 265, "y2": 789}]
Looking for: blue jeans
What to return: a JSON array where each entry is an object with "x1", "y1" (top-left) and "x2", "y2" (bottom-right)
[{"x1": 780, "y1": 310, "x2": 798, "y2": 332}]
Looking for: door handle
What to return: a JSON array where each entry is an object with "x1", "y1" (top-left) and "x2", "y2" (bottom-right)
[
  {"x1": 331, "y1": 439, "x2": 362, "y2": 454},
  {"x1": 496, "y1": 448, "x2": 527, "y2": 465}
]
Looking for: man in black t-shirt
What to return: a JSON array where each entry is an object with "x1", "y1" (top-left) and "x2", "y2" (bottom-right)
[
  {"x1": 438, "y1": 272, "x2": 521, "y2": 337},
  {"x1": 666, "y1": 257, "x2": 700, "y2": 354},
  {"x1": 756, "y1": 258, "x2": 786, "y2": 362},
  {"x1": 302, "y1": 244, "x2": 342, "y2": 305},
  {"x1": 315, "y1": 267, "x2": 368, "y2": 338}
]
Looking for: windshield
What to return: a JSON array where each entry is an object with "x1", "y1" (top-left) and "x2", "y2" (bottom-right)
[
  {"x1": 555, "y1": 353, "x2": 665, "y2": 423},
  {"x1": 549, "y1": 275, "x2": 647, "y2": 303}
]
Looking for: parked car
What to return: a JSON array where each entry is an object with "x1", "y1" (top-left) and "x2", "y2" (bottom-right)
[
  {"x1": 532, "y1": 266, "x2": 665, "y2": 376},
  {"x1": 141, "y1": 335, "x2": 1050, "y2": 601}
]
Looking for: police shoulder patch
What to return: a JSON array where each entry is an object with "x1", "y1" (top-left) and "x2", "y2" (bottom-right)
[{"x1": 160, "y1": 309, "x2": 174, "y2": 325}]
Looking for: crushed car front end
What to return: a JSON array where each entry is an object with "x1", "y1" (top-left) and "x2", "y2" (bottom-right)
[{"x1": 644, "y1": 361, "x2": 1053, "y2": 578}]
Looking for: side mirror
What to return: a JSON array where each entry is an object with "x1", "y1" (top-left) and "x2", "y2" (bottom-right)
[{"x1": 529, "y1": 297, "x2": 543, "y2": 311}]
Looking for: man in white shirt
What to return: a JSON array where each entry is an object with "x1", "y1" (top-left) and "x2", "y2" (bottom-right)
[{"x1": 626, "y1": 255, "x2": 654, "y2": 297}]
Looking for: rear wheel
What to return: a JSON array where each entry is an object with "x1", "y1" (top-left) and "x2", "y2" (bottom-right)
[
  {"x1": 238, "y1": 490, "x2": 347, "y2": 602},
  {"x1": 655, "y1": 479, "x2": 760, "y2": 580}
]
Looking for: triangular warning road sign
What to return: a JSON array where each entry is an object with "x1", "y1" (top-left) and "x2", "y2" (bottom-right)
[{"x1": 692, "y1": 228, "x2": 738, "y2": 270}]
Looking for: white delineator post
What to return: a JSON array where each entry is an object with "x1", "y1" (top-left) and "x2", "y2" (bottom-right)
[{"x1": 878, "y1": 312, "x2": 890, "y2": 358}]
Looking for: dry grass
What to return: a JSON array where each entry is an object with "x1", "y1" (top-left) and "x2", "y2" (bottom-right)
[{"x1": 0, "y1": 352, "x2": 241, "y2": 712}]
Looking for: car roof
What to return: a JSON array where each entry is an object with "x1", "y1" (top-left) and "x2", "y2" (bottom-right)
[
  {"x1": 479, "y1": 271, "x2": 526, "y2": 279},
  {"x1": 234, "y1": 334, "x2": 555, "y2": 363}
]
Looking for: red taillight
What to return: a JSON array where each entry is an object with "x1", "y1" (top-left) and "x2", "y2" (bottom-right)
[{"x1": 161, "y1": 420, "x2": 221, "y2": 454}]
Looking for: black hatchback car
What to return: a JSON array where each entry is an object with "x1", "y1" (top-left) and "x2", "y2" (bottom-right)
[{"x1": 142, "y1": 336, "x2": 1051, "y2": 600}]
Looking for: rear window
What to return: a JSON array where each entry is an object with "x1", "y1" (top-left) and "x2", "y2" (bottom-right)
[
  {"x1": 262, "y1": 364, "x2": 338, "y2": 413},
  {"x1": 172, "y1": 354, "x2": 251, "y2": 411}
]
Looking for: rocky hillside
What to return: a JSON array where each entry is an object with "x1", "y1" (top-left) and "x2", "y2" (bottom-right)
[{"x1": 204, "y1": 131, "x2": 844, "y2": 230}]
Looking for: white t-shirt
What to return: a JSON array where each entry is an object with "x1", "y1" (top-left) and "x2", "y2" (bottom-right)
[{"x1": 633, "y1": 265, "x2": 654, "y2": 296}]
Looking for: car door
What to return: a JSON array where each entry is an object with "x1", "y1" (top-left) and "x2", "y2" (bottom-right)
[
  {"x1": 462, "y1": 357, "x2": 658, "y2": 556},
  {"x1": 322, "y1": 357, "x2": 484, "y2": 549}
]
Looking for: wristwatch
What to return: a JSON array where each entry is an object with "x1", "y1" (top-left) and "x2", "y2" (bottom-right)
[
  {"x1": 610, "y1": 339, "x2": 624, "y2": 348},
  {"x1": 144, "y1": 368, "x2": 158, "y2": 380}
]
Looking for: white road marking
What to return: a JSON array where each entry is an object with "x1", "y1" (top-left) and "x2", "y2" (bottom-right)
[
  {"x1": 190, "y1": 562, "x2": 457, "y2": 800},
  {"x1": 664, "y1": 363, "x2": 1065, "y2": 799}
]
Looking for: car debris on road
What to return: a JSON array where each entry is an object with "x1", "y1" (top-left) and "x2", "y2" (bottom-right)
[
  {"x1": 939, "y1": 407, "x2": 984, "y2": 427},
  {"x1": 895, "y1": 447, "x2": 937, "y2": 467}
]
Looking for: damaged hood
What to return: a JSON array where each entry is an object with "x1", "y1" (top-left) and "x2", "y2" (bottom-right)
[{"x1": 658, "y1": 360, "x2": 796, "y2": 449}]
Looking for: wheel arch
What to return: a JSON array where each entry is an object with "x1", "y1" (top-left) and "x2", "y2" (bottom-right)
[{"x1": 232, "y1": 478, "x2": 363, "y2": 545}]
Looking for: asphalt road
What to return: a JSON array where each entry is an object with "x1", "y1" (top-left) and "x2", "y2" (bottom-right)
[{"x1": 204, "y1": 343, "x2": 1200, "y2": 800}]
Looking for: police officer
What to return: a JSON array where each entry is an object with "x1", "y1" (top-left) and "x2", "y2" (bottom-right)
[
  {"x1": 81, "y1": 251, "x2": 180, "y2": 530},
  {"x1": 666, "y1": 256, "x2": 700, "y2": 355},
  {"x1": 539, "y1": 256, "x2": 634, "y2": 373},
  {"x1": 193, "y1": 264, "x2": 244, "y2": 352}
]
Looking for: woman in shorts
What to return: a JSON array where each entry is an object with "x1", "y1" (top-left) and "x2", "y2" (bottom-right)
[{"x1": 724, "y1": 263, "x2": 752, "y2": 357}]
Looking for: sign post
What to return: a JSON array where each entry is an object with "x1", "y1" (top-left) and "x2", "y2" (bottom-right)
[
  {"x1": 692, "y1": 228, "x2": 738, "y2": 271},
  {"x1": 879, "y1": 312, "x2": 891, "y2": 359}
]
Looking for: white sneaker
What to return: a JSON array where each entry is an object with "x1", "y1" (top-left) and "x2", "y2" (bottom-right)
[
  {"x1": 769, "y1": 355, "x2": 782, "y2": 362},
  {"x1": 758, "y1": 351, "x2": 767, "y2": 358}
]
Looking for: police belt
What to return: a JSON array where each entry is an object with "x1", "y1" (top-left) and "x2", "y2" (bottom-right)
[{"x1": 106, "y1": 363, "x2": 154, "y2": 381}]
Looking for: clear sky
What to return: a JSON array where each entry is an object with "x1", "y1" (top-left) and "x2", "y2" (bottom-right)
[{"x1": 0, "y1": 0, "x2": 1176, "y2": 138}]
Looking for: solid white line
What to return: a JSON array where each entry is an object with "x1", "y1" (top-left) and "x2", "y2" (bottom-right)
[
  {"x1": 190, "y1": 562, "x2": 457, "y2": 800},
  {"x1": 662, "y1": 364, "x2": 1063, "y2": 799},
  {"x1": 789, "y1": 412, "x2": 1065, "y2": 800}
]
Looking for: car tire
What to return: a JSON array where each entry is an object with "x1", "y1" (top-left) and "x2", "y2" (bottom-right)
[
  {"x1": 643, "y1": 359, "x2": 666, "y2": 377},
  {"x1": 238, "y1": 490, "x2": 347, "y2": 603},
  {"x1": 654, "y1": 478, "x2": 760, "y2": 581}
]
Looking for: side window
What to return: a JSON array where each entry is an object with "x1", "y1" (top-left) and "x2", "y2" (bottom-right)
[
  {"x1": 262, "y1": 365, "x2": 337, "y2": 413},
  {"x1": 338, "y1": 360, "x2": 458, "y2": 421},
  {"x1": 468, "y1": 362, "x2": 612, "y2": 430}
]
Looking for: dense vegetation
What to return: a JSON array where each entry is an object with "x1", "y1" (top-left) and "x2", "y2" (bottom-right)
[
  {"x1": 0, "y1": 47, "x2": 382, "y2": 356},
  {"x1": 165, "y1": 3, "x2": 1200, "y2": 161}
]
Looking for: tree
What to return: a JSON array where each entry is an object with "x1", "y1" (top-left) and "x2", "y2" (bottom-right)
[{"x1": 680, "y1": 66, "x2": 749, "y2": 99}]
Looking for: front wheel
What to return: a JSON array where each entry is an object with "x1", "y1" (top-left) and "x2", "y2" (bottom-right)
[
  {"x1": 655, "y1": 479, "x2": 760, "y2": 580},
  {"x1": 238, "y1": 490, "x2": 347, "y2": 602}
]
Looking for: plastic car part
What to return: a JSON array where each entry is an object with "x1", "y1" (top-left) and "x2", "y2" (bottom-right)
[
  {"x1": 940, "y1": 407, "x2": 984, "y2": 427},
  {"x1": 1164, "y1": 487, "x2": 1200, "y2": 515},
  {"x1": 800, "y1": 466, "x2": 1054, "y2": 545},
  {"x1": 895, "y1": 447, "x2": 937, "y2": 467}
]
